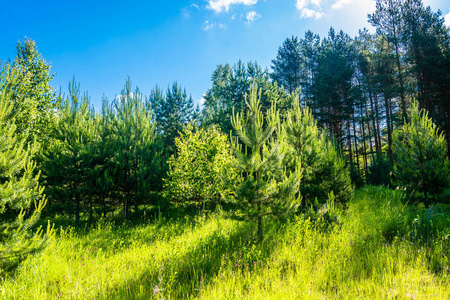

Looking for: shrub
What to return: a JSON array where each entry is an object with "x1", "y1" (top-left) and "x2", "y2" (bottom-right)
[{"x1": 163, "y1": 124, "x2": 239, "y2": 210}]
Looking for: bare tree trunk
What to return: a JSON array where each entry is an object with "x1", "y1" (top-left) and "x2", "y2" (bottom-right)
[{"x1": 257, "y1": 202, "x2": 263, "y2": 241}]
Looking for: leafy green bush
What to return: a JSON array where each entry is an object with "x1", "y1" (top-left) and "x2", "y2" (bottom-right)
[{"x1": 163, "y1": 124, "x2": 239, "y2": 210}]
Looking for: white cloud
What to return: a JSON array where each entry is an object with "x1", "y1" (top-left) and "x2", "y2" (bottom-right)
[
  {"x1": 207, "y1": 0, "x2": 258, "y2": 13},
  {"x1": 202, "y1": 20, "x2": 215, "y2": 31},
  {"x1": 296, "y1": 0, "x2": 321, "y2": 10},
  {"x1": 246, "y1": 11, "x2": 261, "y2": 23},
  {"x1": 296, "y1": 0, "x2": 308, "y2": 10},
  {"x1": 300, "y1": 8, "x2": 324, "y2": 19},
  {"x1": 445, "y1": 9, "x2": 450, "y2": 28},
  {"x1": 296, "y1": 0, "x2": 324, "y2": 19},
  {"x1": 116, "y1": 93, "x2": 134, "y2": 101},
  {"x1": 311, "y1": 0, "x2": 322, "y2": 8},
  {"x1": 331, "y1": 0, "x2": 352, "y2": 9},
  {"x1": 199, "y1": 94, "x2": 207, "y2": 105}
]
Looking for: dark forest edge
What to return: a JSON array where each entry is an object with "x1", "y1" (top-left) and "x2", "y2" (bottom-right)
[{"x1": 1, "y1": 0, "x2": 450, "y2": 277}]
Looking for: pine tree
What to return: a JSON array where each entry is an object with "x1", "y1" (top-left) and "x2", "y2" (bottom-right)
[
  {"x1": 229, "y1": 84, "x2": 301, "y2": 240},
  {"x1": 41, "y1": 78, "x2": 97, "y2": 223},
  {"x1": 392, "y1": 101, "x2": 450, "y2": 204},
  {"x1": 313, "y1": 28, "x2": 355, "y2": 159},
  {"x1": 149, "y1": 82, "x2": 196, "y2": 157},
  {"x1": 401, "y1": 0, "x2": 450, "y2": 156},
  {"x1": 284, "y1": 98, "x2": 353, "y2": 206},
  {"x1": 369, "y1": 0, "x2": 409, "y2": 122},
  {"x1": 108, "y1": 78, "x2": 164, "y2": 219},
  {"x1": 0, "y1": 63, "x2": 47, "y2": 272},
  {"x1": 8, "y1": 38, "x2": 56, "y2": 144},
  {"x1": 271, "y1": 36, "x2": 302, "y2": 93},
  {"x1": 299, "y1": 31, "x2": 320, "y2": 111},
  {"x1": 202, "y1": 60, "x2": 294, "y2": 134}
]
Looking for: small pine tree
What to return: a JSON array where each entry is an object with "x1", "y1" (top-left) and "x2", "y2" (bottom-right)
[
  {"x1": 392, "y1": 101, "x2": 450, "y2": 203},
  {"x1": 229, "y1": 84, "x2": 301, "y2": 240},
  {"x1": 284, "y1": 98, "x2": 353, "y2": 207},
  {"x1": 0, "y1": 63, "x2": 47, "y2": 272}
]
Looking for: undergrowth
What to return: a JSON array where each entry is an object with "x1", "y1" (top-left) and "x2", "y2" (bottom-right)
[{"x1": 1, "y1": 186, "x2": 449, "y2": 299}]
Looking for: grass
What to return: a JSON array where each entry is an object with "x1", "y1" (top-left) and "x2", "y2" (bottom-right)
[{"x1": 1, "y1": 186, "x2": 450, "y2": 299}]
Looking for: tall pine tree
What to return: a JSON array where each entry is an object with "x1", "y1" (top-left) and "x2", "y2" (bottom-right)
[{"x1": 0, "y1": 63, "x2": 47, "y2": 272}]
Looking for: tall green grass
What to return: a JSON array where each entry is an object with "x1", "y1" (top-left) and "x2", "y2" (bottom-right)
[{"x1": 1, "y1": 186, "x2": 449, "y2": 299}]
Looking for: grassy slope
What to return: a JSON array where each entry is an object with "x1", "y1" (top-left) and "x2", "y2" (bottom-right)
[{"x1": 1, "y1": 186, "x2": 449, "y2": 299}]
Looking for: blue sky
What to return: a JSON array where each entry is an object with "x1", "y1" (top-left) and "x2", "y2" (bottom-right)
[{"x1": 1, "y1": 0, "x2": 449, "y2": 109}]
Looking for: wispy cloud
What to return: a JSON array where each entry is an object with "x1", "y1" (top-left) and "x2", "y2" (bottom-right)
[
  {"x1": 246, "y1": 11, "x2": 261, "y2": 23},
  {"x1": 202, "y1": 20, "x2": 226, "y2": 30},
  {"x1": 183, "y1": 3, "x2": 200, "y2": 18},
  {"x1": 331, "y1": 0, "x2": 352, "y2": 10},
  {"x1": 202, "y1": 20, "x2": 215, "y2": 31},
  {"x1": 445, "y1": 8, "x2": 450, "y2": 28},
  {"x1": 207, "y1": 0, "x2": 258, "y2": 13}
]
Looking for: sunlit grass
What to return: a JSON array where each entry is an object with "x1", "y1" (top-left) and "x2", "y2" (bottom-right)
[{"x1": 1, "y1": 186, "x2": 449, "y2": 299}]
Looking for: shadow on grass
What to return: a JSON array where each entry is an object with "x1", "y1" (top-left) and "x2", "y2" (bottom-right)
[{"x1": 101, "y1": 217, "x2": 286, "y2": 299}]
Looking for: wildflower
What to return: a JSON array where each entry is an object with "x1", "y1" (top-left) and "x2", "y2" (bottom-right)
[{"x1": 153, "y1": 285, "x2": 161, "y2": 295}]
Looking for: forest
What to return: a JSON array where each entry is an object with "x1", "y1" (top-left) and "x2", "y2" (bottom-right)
[{"x1": 1, "y1": 0, "x2": 450, "y2": 298}]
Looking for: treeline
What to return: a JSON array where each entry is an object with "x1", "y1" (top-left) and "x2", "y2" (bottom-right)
[{"x1": 270, "y1": 0, "x2": 450, "y2": 185}]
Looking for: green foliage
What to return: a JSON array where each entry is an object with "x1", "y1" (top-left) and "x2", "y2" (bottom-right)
[
  {"x1": 271, "y1": 36, "x2": 302, "y2": 93},
  {"x1": 6, "y1": 38, "x2": 56, "y2": 144},
  {"x1": 202, "y1": 60, "x2": 294, "y2": 134},
  {"x1": 229, "y1": 84, "x2": 301, "y2": 239},
  {"x1": 149, "y1": 82, "x2": 197, "y2": 157},
  {"x1": 392, "y1": 101, "x2": 450, "y2": 203},
  {"x1": 106, "y1": 78, "x2": 165, "y2": 219},
  {"x1": 367, "y1": 153, "x2": 394, "y2": 186},
  {"x1": 164, "y1": 125, "x2": 238, "y2": 210},
  {"x1": 0, "y1": 63, "x2": 47, "y2": 273},
  {"x1": 41, "y1": 78, "x2": 97, "y2": 223},
  {"x1": 284, "y1": 99, "x2": 353, "y2": 207},
  {"x1": 313, "y1": 28, "x2": 355, "y2": 144},
  {"x1": 42, "y1": 78, "x2": 165, "y2": 222}
]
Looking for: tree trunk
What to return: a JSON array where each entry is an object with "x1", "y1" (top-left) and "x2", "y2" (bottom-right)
[
  {"x1": 75, "y1": 192, "x2": 80, "y2": 224},
  {"x1": 384, "y1": 93, "x2": 393, "y2": 165},
  {"x1": 257, "y1": 202, "x2": 263, "y2": 241},
  {"x1": 394, "y1": 39, "x2": 408, "y2": 122}
]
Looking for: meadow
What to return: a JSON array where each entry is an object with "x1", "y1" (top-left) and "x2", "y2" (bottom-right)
[{"x1": 1, "y1": 186, "x2": 450, "y2": 299}]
